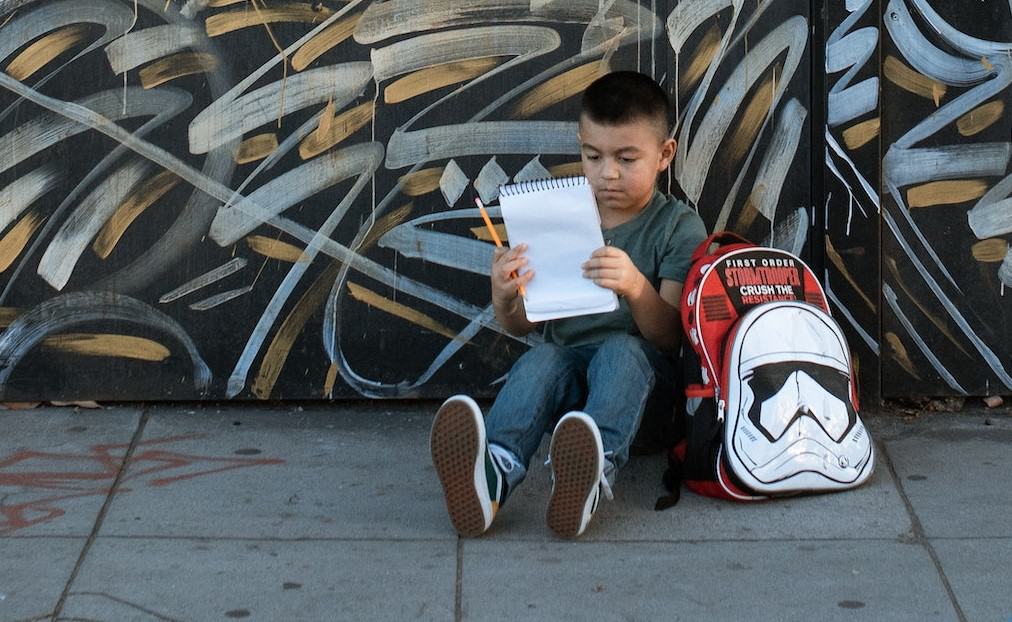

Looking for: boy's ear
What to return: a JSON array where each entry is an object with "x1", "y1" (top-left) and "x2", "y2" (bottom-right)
[{"x1": 658, "y1": 137, "x2": 677, "y2": 170}]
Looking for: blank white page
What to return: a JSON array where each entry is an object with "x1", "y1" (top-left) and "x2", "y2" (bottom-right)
[{"x1": 498, "y1": 176, "x2": 618, "y2": 322}]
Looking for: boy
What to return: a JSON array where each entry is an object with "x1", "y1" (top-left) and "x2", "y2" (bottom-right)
[{"x1": 430, "y1": 71, "x2": 707, "y2": 538}]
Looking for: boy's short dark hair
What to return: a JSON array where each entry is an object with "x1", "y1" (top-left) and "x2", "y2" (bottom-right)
[{"x1": 580, "y1": 71, "x2": 671, "y2": 137}]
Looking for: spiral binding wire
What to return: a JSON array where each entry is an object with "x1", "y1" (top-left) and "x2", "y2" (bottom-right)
[{"x1": 499, "y1": 175, "x2": 588, "y2": 197}]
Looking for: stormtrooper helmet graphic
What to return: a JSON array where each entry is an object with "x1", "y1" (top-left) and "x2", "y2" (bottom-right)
[{"x1": 724, "y1": 303, "x2": 873, "y2": 493}]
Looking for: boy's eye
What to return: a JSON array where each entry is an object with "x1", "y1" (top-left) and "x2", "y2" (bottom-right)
[
  {"x1": 620, "y1": 157, "x2": 636, "y2": 163},
  {"x1": 585, "y1": 154, "x2": 600, "y2": 161}
]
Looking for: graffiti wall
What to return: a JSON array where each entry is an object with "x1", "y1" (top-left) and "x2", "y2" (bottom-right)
[
  {"x1": 879, "y1": 0, "x2": 1012, "y2": 397},
  {"x1": 823, "y1": 0, "x2": 882, "y2": 400},
  {"x1": 0, "y1": 0, "x2": 816, "y2": 401}
]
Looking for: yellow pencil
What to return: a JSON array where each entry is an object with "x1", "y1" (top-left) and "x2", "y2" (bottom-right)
[{"x1": 475, "y1": 197, "x2": 526, "y2": 298}]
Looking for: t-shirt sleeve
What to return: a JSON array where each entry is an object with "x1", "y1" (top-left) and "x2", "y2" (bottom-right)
[{"x1": 658, "y1": 205, "x2": 707, "y2": 283}]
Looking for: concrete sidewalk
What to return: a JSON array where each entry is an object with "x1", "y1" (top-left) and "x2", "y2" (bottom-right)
[{"x1": 1, "y1": 401, "x2": 1010, "y2": 622}]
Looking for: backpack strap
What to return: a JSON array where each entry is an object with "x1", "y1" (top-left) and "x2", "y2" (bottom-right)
[{"x1": 690, "y1": 231, "x2": 754, "y2": 264}]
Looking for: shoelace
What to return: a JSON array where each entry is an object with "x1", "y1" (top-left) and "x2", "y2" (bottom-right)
[
  {"x1": 542, "y1": 454, "x2": 615, "y2": 501},
  {"x1": 488, "y1": 443, "x2": 516, "y2": 474}
]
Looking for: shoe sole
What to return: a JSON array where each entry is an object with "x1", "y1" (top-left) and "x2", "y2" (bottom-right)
[
  {"x1": 547, "y1": 416, "x2": 601, "y2": 538},
  {"x1": 431, "y1": 399, "x2": 488, "y2": 538}
]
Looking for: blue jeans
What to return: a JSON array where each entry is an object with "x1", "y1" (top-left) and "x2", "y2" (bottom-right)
[{"x1": 485, "y1": 334, "x2": 675, "y2": 497}]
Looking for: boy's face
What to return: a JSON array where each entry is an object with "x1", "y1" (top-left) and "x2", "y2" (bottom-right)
[{"x1": 578, "y1": 114, "x2": 676, "y2": 220}]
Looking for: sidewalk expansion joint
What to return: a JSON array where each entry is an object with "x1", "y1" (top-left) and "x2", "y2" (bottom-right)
[
  {"x1": 454, "y1": 538, "x2": 464, "y2": 622},
  {"x1": 50, "y1": 407, "x2": 152, "y2": 620},
  {"x1": 879, "y1": 442, "x2": 968, "y2": 622}
]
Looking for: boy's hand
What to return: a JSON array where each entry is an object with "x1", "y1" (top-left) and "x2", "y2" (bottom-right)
[
  {"x1": 491, "y1": 243, "x2": 533, "y2": 306},
  {"x1": 582, "y1": 246, "x2": 647, "y2": 300}
]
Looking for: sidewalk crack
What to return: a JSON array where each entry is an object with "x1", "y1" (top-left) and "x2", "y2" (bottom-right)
[
  {"x1": 880, "y1": 442, "x2": 968, "y2": 622},
  {"x1": 50, "y1": 407, "x2": 151, "y2": 620}
]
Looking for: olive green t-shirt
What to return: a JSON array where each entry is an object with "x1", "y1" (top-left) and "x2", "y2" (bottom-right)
[{"x1": 543, "y1": 191, "x2": 707, "y2": 348}]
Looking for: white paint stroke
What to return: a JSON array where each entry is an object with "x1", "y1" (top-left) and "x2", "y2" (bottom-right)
[
  {"x1": 386, "y1": 121, "x2": 578, "y2": 169},
  {"x1": 998, "y1": 248, "x2": 1012, "y2": 288},
  {"x1": 883, "y1": 208, "x2": 1012, "y2": 390},
  {"x1": 378, "y1": 225, "x2": 493, "y2": 277},
  {"x1": 0, "y1": 87, "x2": 191, "y2": 177},
  {"x1": 676, "y1": 16, "x2": 808, "y2": 207},
  {"x1": 824, "y1": 277, "x2": 879, "y2": 355},
  {"x1": 750, "y1": 98, "x2": 807, "y2": 222},
  {"x1": 439, "y1": 159, "x2": 469, "y2": 207},
  {"x1": 474, "y1": 157, "x2": 509, "y2": 205},
  {"x1": 0, "y1": 0, "x2": 134, "y2": 75},
  {"x1": 762, "y1": 205, "x2": 808, "y2": 257},
  {"x1": 188, "y1": 62, "x2": 374, "y2": 155},
  {"x1": 104, "y1": 23, "x2": 201, "y2": 74},
  {"x1": 826, "y1": 0, "x2": 878, "y2": 127},
  {"x1": 882, "y1": 283, "x2": 966, "y2": 394},
  {"x1": 884, "y1": 143, "x2": 1011, "y2": 188},
  {"x1": 356, "y1": 0, "x2": 657, "y2": 45},
  {"x1": 0, "y1": 164, "x2": 59, "y2": 232},
  {"x1": 209, "y1": 142, "x2": 385, "y2": 246},
  {"x1": 37, "y1": 159, "x2": 151, "y2": 291},
  {"x1": 514, "y1": 156, "x2": 551, "y2": 183},
  {"x1": 826, "y1": 130, "x2": 877, "y2": 211},
  {"x1": 0, "y1": 72, "x2": 526, "y2": 393},
  {"x1": 224, "y1": 143, "x2": 384, "y2": 397},
  {"x1": 159, "y1": 257, "x2": 248, "y2": 303},
  {"x1": 0, "y1": 291, "x2": 211, "y2": 395},
  {"x1": 189, "y1": 285, "x2": 253, "y2": 311},
  {"x1": 370, "y1": 25, "x2": 559, "y2": 81},
  {"x1": 968, "y1": 173, "x2": 1012, "y2": 239}
]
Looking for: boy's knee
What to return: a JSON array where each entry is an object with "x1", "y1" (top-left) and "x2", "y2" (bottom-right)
[{"x1": 514, "y1": 342, "x2": 575, "y2": 370}]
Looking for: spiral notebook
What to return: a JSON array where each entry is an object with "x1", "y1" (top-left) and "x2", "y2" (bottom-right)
[{"x1": 497, "y1": 176, "x2": 618, "y2": 322}]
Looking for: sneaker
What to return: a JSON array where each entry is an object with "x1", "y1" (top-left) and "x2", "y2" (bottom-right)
[
  {"x1": 546, "y1": 412, "x2": 606, "y2": 538},
  {"x1": 430, "y1": 395, "x2": 505, "y2": 537}
]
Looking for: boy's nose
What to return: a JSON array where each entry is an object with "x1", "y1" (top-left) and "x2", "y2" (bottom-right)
[{"x1": 602, "y1": 159, "x2": 620, "y2": 179}]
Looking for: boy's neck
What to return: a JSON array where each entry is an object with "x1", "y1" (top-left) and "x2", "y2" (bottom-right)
[{"x1": 599, "y1": 192, "x2": 656, "y2": 229}]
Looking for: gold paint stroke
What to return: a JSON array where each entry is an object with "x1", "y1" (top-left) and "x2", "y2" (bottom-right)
[
  {"x1": 235, "y1": 133, "x2": 279, "y2": 164},
  {"x1": 956, "y1": 100, "x2": 1004, "y2": 136},
  {"x1": 93, "y1": 170, "x2": 180, "y2": 259},
  {"x1": 398, "y1": 167, "x2": 444, "y2": 197},
  {"x1": 208, "y1": 0, "x2": 247, "y2": 6},
  {"x1": 842, "y1": 117, "x2": 879, "y2": 150},
  {"x1": 346, "y1": 281, "x2": 460, "y2": 342},
  {"x1": 0, "y1": 307, "x2": 20, "y2": 328},
  {"x1": 733, "y1": 187, "x2": 764, "y2": 234},
  {"x1": 884, "y1": 55, "x2": 947, "y2": 105},
  {"x1": 246, "y1": 234, "x2": 308, "y2": 262},
  {"x1": 884, "y1": 256, "x2": 972, "y2": 359},
  {"x1": 510, "y1": 61, "x2": 609, "y2": 119},
  {"x1": 386, "y1": 57, "x2": 502, "y2": 104},
  {"x1": 971, "y1": 239, "x2": 1008, "y2": 263},
  {"x1": 548, "y1": 162, "x2": 584, "y2": 177},
  {"x1": 292, "y1": 13, "x2": 360, "y2": 71},
  {"x1": 884, "y1": 332, "x2": 922, "y2": 381},
  {"x1": 0, "y1": 211, "x2": 44, "y2": 272},
  {"x1": 138, "y1": 52, "x2": 218, "y2": 88},
  {"x1": 907, "y1": 179, "x2": 987, "y2": 208},
  {"x1": 360, "y1": 203, "x2": 413, "y2": 251},
  {"x1": 323, "y1": 360, "x2": 338, "y2": 397},
  {"x1": 726, "y1": 65, "x2": 778, "y2": 166},
  {"x1": 206, "y1": 3, "x2": 332, "y2": 37},
  {"x1": 5, "y1": 24, "x2": 88, "y2": 80},
  {"x1": 252, "y1": 261, "x2": 341, "y2": 399},
  {"x1": 679, "y1": 24, "x2": 722, "y2": 94},
  {"x1": 824, "y1": 236, "x2": 876, "y2": 311},
  {"x1": 299, "y1": 101, "x2": 373, "y2": 159},
  {"x1": 470, "y1": 224, "x2": 507, "y2": 243},
  {"x1": 41, "y1": 333, "x2": 171, "y2": 361}
]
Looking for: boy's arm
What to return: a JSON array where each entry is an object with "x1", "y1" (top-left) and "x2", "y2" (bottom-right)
[
  {"x1": 583, "y1": 246, "x2": 682, "y2": 352},
  {"x1": 491, "y1": 244, "x2": 538, "y2": 336}
]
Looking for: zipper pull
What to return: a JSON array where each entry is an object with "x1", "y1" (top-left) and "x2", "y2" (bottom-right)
[{"x1": 716, "y1": 388, "x2": 725, "y2": 423}]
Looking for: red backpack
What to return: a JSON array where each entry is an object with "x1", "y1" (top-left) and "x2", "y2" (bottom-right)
[{"x1": 657, "y1": 232, "x2": 874, "y2": 508}]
